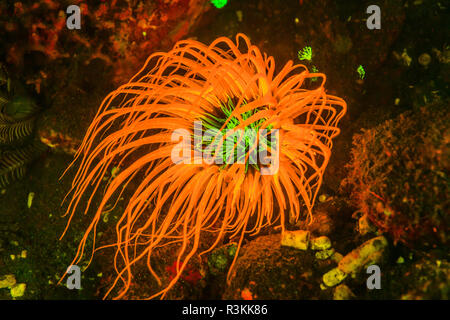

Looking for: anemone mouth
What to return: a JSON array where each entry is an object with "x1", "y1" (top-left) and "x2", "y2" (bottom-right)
[
  {"x1": 61, "y1": 34, "x2": 347, "y2": 299},
  {"x1": 195, "y1": 95, "x2": 276, "y2": 173}
]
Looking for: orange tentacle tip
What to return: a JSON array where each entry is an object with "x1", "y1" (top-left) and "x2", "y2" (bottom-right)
[{"x1": 241, "y1": 288, "x2": 254, "y2": 300}]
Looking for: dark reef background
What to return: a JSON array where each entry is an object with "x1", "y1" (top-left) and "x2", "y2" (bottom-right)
[{"x1": 0, "y1": 0, "x2": 448, "y2": 299}]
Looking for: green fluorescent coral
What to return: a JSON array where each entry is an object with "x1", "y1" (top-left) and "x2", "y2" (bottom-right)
[
  {"x1": 357, "y1": 65, "x2": 365, "y2": 79},
  {"x1": 298, "y1": 46, "x2": 312, "y2": 61},
  {"x1": 211, "y1": 0, "x2": 228, "y2": 9}
]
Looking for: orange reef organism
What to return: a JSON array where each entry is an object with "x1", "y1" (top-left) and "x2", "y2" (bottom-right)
[{"x1": 61, "y1": 34, "x2": 346, "y2": 299}]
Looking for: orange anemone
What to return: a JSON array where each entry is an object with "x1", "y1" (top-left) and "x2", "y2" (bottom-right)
[{"x1": 61, "y1": 34, "x2": 347, "y2": 299}]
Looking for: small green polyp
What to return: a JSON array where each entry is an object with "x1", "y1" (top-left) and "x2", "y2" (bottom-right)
[
  {"x1": 298, "y1": 46, "x2": 312, "y2": 61},
  {"x1": 211, "y1": 0, "x2": 227, "y2": 9},
  {"x1": 357, "y1": 65, "x2": 365, "y2": 79}
]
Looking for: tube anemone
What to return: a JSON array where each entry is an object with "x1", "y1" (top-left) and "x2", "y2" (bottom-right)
[{"x1": 61, "y1": 34, "x2": 347, "y2": 299}]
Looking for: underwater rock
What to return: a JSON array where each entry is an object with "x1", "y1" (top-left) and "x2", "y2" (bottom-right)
[
  {"x1": 322, "y1": 236, "x2": 388, "y2": 288},
  {"x1": 0, "y1": 1, "x2": 211, "y2": 81},
  {"x1": 343, "y1": 101, "x2": 450, "y2": 248},
  {"x1": 283, "y1": 232, "x2": 335, "y2": 260},
  {"x1": 316, "y1": 249, "x2": 335, "y2": 261},
  {"x1": 311, "y1": 236, "x2": 332, "y2": 251},
  {"x1": 224, "y1": 234, "x2": 333, "y2": 299},
  {"x1": 361, "y1": 255, "x2": 450, "y2": 300},
  {"x1": 338, "y1": 236, "x2": 388, "y2": 275},
  {"x1": 296, "y1": 209, "x2": 335, "y2": 236},
  {"x1": 333, "y1": 284, "x2": 355, "y2": 300},
  {"x1": 399, "y1": 258, "x2": 449, "y2": 299},
  {"x1": 331, "y1": 252, "x2": 344, "y2": 264},
  {"x1": 281, "y1": 230, "x2": 310, "y2": 251},
  {"x1": 10, "y1": 283, "x2": 26, "y2": 298},
  {"x1": 295, "y1": 197, "x2": 353, "y2": 241},
  {"x1": 323, "y1": 268, "x2": 347, "y2": 288},
  {"x1": 0, "y1": 274, "x2": 16, "y2": 289}
]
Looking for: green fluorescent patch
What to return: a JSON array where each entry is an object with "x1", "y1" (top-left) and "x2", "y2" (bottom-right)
[
  {"x1": 357, "y1": 65, "x2": 365, "y2": 79},
  {"x1": 211, "y1": 0, "x2": 228, "y2": 9}
]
